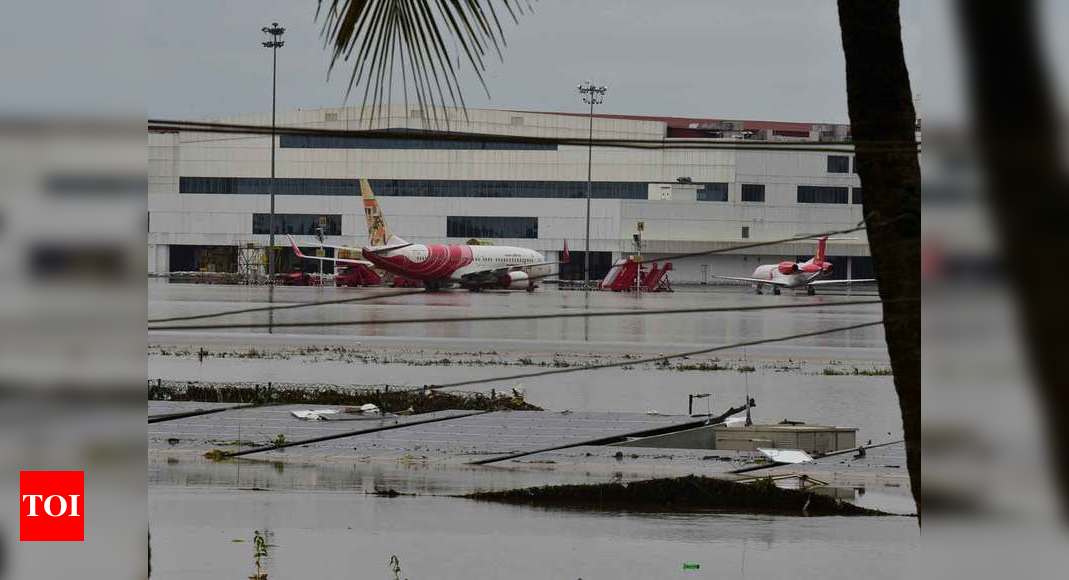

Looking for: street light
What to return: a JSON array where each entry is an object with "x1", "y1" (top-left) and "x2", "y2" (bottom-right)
[
  {"x1": 578, "y1": 82, "x2": 606, "y2": 288},
  {"x1": 262, "y1": 22, "x2": 285, "y2": 282}
]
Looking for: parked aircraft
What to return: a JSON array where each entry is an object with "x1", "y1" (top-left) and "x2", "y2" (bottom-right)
[
  {"x1": 712, "y1": 237, "x2": 875, "y2": 295},
  {"x1": 288, "y1": 179, "x2": 566, "y2": 291}
]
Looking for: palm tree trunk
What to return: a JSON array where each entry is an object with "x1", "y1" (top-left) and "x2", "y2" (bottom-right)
[
  {"x1": 837, "y1": 0, "x2": 922, "y2": 518},
  {"x1": 956, "y1": 0, "x2": 1069, "y2": 517}
]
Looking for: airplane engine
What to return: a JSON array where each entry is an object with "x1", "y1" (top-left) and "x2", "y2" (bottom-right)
[
  {"x1": 499, "y1": 271, "x2": 530, "y2": 288},
  {"x1": 777, "y1": 261, "x2": 798, "y2": 275}
]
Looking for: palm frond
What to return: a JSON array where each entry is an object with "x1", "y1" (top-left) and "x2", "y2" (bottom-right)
[{"x1": 317, "y1": 0, "x2": 534, "y2": 128}]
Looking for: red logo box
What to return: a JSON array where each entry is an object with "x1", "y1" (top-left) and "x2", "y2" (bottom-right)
[{"x1": 19, "y1": 471, "x2": 84, "y2": 542}]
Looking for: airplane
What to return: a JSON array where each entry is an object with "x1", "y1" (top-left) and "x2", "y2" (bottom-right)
[
  {"x1": 712, "y1": 236, "x2": 875, "y2": 295},
  {"x1": 287, "y1": 179, "x2": 567, "y2": 292}
]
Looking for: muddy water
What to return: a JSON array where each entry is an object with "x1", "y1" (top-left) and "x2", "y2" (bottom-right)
[
  {"x1": 149, "y1": 280, "x2": 886, "y2": 352},
  {"x1": 148, "y1": 282, "x2": 916, "y2": 579},
  {"x1": 150, "y1": 488, "x2": 918, "y2": 580}
]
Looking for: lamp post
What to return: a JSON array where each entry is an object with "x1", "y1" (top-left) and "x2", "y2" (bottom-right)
[
  {"x1": 577, "y1": 82, "x2": 606, "y2": 288},
  {"x1": 262, "y1": 22, "x2": 285, "y2": 282}
]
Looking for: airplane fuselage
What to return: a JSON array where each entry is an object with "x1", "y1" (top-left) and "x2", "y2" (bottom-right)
[
  {"x1": 751, "y1": 263, "x2": 824, "y2": 288},
  {"x1": 362, "y1": 243, "x2": 552, "y2": 289}
]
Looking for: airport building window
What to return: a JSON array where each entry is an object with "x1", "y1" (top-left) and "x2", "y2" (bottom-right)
[
  {"x1": 797, "y1": 185, "x2": 849, "y2": 204},
  {"x1": 181, "y1": 177, "x2": 358, "y2": 196},
  {"x1": 852, "y1": 187, "x2": 863, "y2": 204},
  {"x1": 279, "y1": 129, "x2": 557, "y2": 151},
  {"x1": 446, "y1": 216, "x2": 538, "y2": 239},
  {"x1": 827, "y1": 155, "x2": 850, "y2": 173},
  {"x1": 696, "y1": 182, "x2": 729, "y2": 201},
  {"x1": 741, "y1": 226, "x2": 750, "y2": 239},
  {"x1": 740, "y1": 183, "x2": 765, "y2": 202},
  {"x1": 252, "y1": 213, "x2": 342, "y2": 235},
  {"x1": 182, "y1": 177, "x2": 723, "y2": 200}
]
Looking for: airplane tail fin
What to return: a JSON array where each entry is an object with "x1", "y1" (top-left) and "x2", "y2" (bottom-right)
[
  {"x1": 562, "y1": 240, "x2": 571, "y2": 264},
  {"x1": 360, "y1": 179, "x2": 392, "y2": 246},
  {"x1": 815, "y1": 236, "x2": 828, "y2": 263}
]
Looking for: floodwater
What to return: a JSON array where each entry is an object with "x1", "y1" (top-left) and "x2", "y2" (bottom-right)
[
  {"x1": 148, "y1": 280, "x2": 887, "y2": 355},
  {"x1": 150, "y1": 488, "x2": 918, "y2": 580},
  {"x1": 147, "y1": 281, "x2": 917, "y2": 579}
]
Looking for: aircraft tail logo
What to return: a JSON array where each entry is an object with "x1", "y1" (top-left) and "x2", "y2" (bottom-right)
[
  {"x1": 814, "y1": 236, "x2": 828, "y2": 263},
  {"x1": 361, "y1": 179, "x2": 390, "y2": 246}
]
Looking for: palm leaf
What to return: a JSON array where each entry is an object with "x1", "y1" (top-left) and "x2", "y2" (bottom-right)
[{"x1": 317, "y1": 0, "x2": 533, "y2": 127}]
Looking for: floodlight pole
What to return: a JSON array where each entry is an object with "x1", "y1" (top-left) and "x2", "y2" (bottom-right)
[
  {"x1": 262, "y1": 22, "x2": 285, "y2": 283},
  {"x1": 578, "y1": 82, "x2": 606, "y2": 289}
]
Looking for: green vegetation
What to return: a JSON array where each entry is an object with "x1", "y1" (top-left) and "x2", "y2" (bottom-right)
[
  {"x1": 149, "y1": 380, "x2": 542, "y2": 413},
  {"x1": 465, "y1": 475, "x2": 893, "y2": 516}
]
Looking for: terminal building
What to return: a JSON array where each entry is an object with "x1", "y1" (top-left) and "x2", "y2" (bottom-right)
[{"x1": 148, "y1": 106, "x2": 871, "y2": 284}]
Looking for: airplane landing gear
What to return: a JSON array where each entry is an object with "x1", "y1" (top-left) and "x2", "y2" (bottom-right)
[
  {"x1": 423, "y1": 281, "x2": 442, "y2": 292},
  {"x1": 806, "y1": 286, "x2": 816, "y2": 296},
  {"x1": 755, "y1": 286, "x2": 763, "y2": 295},
  {"x1": 772, "y1": 286, "x2": 781, "y2": 295},
  {"x1": 525, "y1": 284, "x2": 536, "y2": 293}
]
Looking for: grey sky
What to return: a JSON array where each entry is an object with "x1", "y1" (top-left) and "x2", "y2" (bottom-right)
[{"x1": 147, "y1": 0, "x2": 922, "y2": 123}]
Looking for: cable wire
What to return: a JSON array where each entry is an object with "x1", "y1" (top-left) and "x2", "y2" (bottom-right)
[
  {"x1": 148, "y1": 288, "x2": 426, "y2": 324},
  {"x1": 406, "y1": 320, "x2": 884, "y2": 392},
  {"x1": 148, "y1": 298, "x2": 889, "y2": 331},
  {"x1": 148, "y1": 118, "x2": 921, "y2": 153}
]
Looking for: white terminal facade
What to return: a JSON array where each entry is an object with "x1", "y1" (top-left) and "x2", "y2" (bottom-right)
[{"x1": 148, "y1": 106, "x2": 870, "y2": 283}]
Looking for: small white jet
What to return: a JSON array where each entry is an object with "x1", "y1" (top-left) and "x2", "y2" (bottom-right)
[{"x1": 713, "y1": 236, "x2": 875, "y2": 295}]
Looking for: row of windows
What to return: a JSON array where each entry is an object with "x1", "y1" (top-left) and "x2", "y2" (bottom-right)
[
  {"x1": 182, "y1": 177, "x2": 863, "y2": 205},
  {"x1": 367, "y1": 180, "x2": 658, "y2": 199},
  {"x1": 181, "y1": 177, "x2": 725, "y2": 200},
  {"x1": 446, "y1": 216, "x2": 538, "y2": 239},
  {"x1": 279, "y1": 131, "x2": 558, "y2": 151},
  {"x1": 252, "y1": 213, "x2": 342, "y2": 235}
]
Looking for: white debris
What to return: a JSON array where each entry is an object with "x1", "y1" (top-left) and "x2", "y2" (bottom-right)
[
  {"x1": 290, "y1": 409, "x2": 340, "y2": 421},
  {"x1": 756, "y1": 448, "x2": 814, "y2": 464}
]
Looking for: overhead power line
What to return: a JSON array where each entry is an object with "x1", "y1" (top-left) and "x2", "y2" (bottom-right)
[
  {"x1": 148, "y1": 288, "x2": 426, "y2": 324},
  {"x1": 147, "y1": 299, "x2": 890, "y2": 331},
  {"x1": 147, "y1": 118, "x2": 921, "y2": 154},
  {"x1": 404, "y1": 320, "x2": 884, "y2": 392}
]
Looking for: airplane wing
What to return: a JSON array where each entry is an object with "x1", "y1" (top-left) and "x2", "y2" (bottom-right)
[
  {"x1": 711, "y1": 275, "x2": 790, "y2": 286},
  {"x1": 287, "y1": 235, "x2": 374, "y2": 266},
  {"x1": 455, "y1": 260, "x2": 564, "y2": 284},
  {"x1": 806, "y1": 278, "x2": 877, "y2": 286}
]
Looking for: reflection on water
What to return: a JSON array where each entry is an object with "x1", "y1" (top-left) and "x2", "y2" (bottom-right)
[
  {"x1": 149, "y1": 281, "x2": 886, "y2": 349},
  {"x1": 149, "y1": 487, "x2": 918, "y2": 580}
]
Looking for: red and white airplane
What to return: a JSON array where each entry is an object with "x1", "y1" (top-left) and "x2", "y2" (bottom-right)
[
  {"x1": 713, "y1": 236, "x2": 875, "y2": 295},
  {"x1": 288, "y1": 179, "x2": 566, "y2": 292}
]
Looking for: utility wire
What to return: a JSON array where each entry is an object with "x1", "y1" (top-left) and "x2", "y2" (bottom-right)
[
  {"x1": 147, "y1": 119, "x2": 921, "y2": 153},
  {"x1": 402, "y1": 320, "x2": 884, "y2": 392},
  {"x1": 148, "y1": 299, "x2": 890, "y2": 331},
  {"x1": 148, "y1": 288, "x2": 426, "y2": 324}
]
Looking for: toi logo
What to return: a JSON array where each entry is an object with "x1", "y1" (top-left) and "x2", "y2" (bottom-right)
[{"x1": 19, "y1": 471, "x2": 84, "y2": 542}]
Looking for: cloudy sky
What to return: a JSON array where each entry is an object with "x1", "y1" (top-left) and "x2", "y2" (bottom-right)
[{"x1": 147, "y1": 1, "x2": 925, "y2": 123}]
